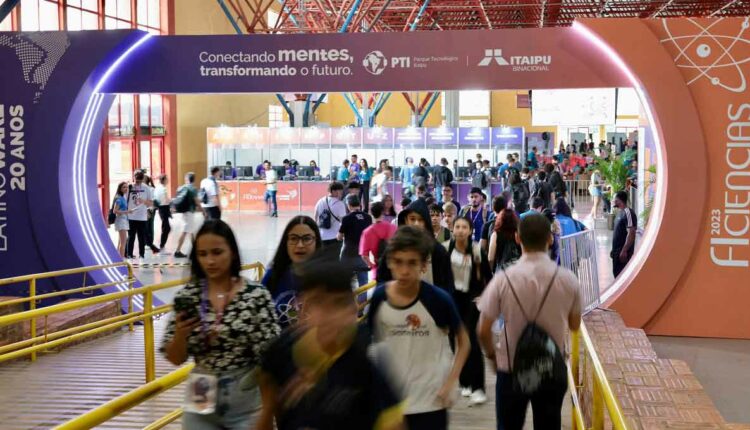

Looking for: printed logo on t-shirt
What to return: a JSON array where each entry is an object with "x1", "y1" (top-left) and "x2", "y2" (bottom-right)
[{"x1": 389, "y1": 314, "x2": 430, "y2": 337}]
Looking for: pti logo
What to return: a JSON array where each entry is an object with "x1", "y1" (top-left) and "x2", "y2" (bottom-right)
[
  {"x1": 405, "y1": 314, "x2": 422, "y2": 330},
  {"x1": 478, "y1": 49, "x2": 509, "y2": 66},
  {"x1": 362, "y1": 51, "x2": 388, "y2": 75}
]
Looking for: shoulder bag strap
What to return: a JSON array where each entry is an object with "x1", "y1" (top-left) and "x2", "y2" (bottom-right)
[
  {"x1": 502, "y1": 270, "x2": 521, "y2": 372},
  {"x1": 325, "y1": 197, "x2": 341, "y2": 223},
  {"x1": 532, "y1": 266, "x2": 559, "y2": 322}
]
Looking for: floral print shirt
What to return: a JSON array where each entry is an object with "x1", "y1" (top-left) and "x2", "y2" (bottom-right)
[{"x1": 161, "y1": 279, "x2": 281, "y2": 373}]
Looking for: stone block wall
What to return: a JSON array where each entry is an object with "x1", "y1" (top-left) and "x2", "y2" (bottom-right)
[{"x1": 581, "y1": 310, "x2": 743, "y2": 429}]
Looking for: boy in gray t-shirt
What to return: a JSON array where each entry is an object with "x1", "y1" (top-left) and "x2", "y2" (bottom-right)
[{"x1": 366, "y1": 226, "x2": 469, "y2": 430}]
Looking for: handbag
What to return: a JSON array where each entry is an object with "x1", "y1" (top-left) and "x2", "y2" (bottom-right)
[{"x1": 107, "y1": 198, "x2": 117, "y2": 225}]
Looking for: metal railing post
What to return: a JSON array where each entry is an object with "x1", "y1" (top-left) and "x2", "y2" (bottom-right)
[
  {"x1": 127, "y1": 263, "x2": 134, "y2": 332},
  {"x1": 571, "y1": 329, "x2": 580, "y2": 387},
  {"x1": 592, "y1": 365, "x2": 605, "y2": 429},
  {"x1": 143, "y1": 288, "x2": 155, "y2": 382},
  {"x1": 29, "y1": 278, "x2": 37, "y2": 362}
]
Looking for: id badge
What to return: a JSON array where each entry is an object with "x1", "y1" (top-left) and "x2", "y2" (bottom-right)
[{"x1": 184, "y1": 372, "x2": 218, "y2": 415}]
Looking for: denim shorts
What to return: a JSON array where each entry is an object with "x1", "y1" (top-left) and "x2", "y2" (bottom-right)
[{"x1": 182, "y1": 367, "x2": 261, "y2": 430}]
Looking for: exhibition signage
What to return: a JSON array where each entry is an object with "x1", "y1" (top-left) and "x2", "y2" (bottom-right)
[
  {"x1": 363, "y1": 127, "x2": 393, "y2": 147},
  {"x1": 459, "y1": 127, "x2": 490, "y2": 147},
  {"x1": 331, "y1": 127, "x2": 362, "y2": 146},
  {"x1": 394, "y1": 127, "x2": 425, "y2": 148},
  {"x1": 491, "y1": 127, "x2": 524, "y2": 148},
  {"x1": 1, "y1": 20, "x2": 749, "y2": 338},
  {"x1": 426, "y1": 128, "x2": 458, "y2": 146}
]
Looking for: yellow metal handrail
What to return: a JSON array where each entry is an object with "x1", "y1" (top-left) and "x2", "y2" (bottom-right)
[
  {"x1": 0, "y1": 262, "x2": 265, "y2": 378},
  {"x1": 59, "y1": 278, "x2": 626, "y2": 430},
  {"x1": 0, "y1": 261, "x2": 135, "y2": 361},
  {"x1": 569, "y1": 324, "x2": 629, "y2": 430},
  {"x1": 54, "y1": 364, "x2": 195, "y2": 430},
  {"x1": 57, "y1": 275, "x2": 373, "y2": 429}
]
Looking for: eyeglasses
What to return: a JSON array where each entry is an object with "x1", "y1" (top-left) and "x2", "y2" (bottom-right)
[{"x1": 288, "y1": 235, "x2": 316, "y2": 246}]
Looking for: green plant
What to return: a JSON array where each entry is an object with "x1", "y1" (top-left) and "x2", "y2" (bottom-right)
[
  {"x1": 640, "y1": 164, "x2": 657, "y2": 226},
  {"x1": 593, "y1": 149, "x2": 635, "y2": 200}
]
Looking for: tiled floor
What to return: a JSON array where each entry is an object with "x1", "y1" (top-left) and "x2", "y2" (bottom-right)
[{"x1": 118, "y1": 208, "x2": 620, "y2": 302}]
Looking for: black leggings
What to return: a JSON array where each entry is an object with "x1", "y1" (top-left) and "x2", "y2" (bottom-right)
[
  {"x1": 158, "y1": 206, "x2": 171, "y2": 248},
  {"x1": 126, "y1": 220, "x2": 146, "y2": 258},
  {"x1": 360, "y1": 180, "x2": 371, "y2": 212},
  {"x1": 454, "y1": 290, "x2": 485, "y2": 391}
]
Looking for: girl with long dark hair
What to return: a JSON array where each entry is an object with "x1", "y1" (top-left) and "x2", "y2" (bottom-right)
[
  {"x1": 359, "y1": 158, "x2": 373, "y2": 212},
  {"x1": 444, "y1": 216, "x2": 492, "y2": 405},
  {"x1": 382, "y1": 194, "x2": 397, "y2": 224},
  {"x1": 261, "y1": 216, "x2": 322, "y2": 327},
  {"x1": 113, "y1": 182, "x2": 132, "y2": 257},
  {"x1": 488, "y1": 209, "x2": 522, "y2": 272},
  {"x1": 162, "y1": 220, "x2": 280, "y2": 429}
]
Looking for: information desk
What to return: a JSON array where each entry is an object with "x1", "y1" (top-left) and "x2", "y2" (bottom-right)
[{"x1": 218, "y1": 180, "x2": 506, "y2": 213}]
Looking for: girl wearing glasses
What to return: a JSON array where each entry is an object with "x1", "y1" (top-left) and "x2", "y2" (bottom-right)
[{"x1": 261, "y1": 216, "x2": 322, "y2": 327}]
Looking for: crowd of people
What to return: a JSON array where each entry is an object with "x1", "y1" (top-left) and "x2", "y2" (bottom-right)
[
  {"x1": 157, "y1": 155, "x2": 647, "y2": 429},
  {"x1": 108, "y1": 167, "x2": 224, "y2": 259},
  {"x1": 105, "y1": 137, "x2": 644, "y2": 429}
]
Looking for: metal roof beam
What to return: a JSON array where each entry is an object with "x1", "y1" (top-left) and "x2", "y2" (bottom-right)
[{"x1": 710, "y1": 0, "x2": 741, "y2": 16}]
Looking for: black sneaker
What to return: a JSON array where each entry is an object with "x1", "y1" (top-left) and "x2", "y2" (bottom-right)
[
  {"x1": 174, "y1": 251, "x2": 187, "y2": 258},
  {"x1": 150, "y1": 245, "x2": 160, "y2": 253}
]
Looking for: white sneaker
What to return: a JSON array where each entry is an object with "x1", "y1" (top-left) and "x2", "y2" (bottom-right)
[
  {"x1": 461, "y1": 387, "x2": 472, "y2": 397},
  {"x1": 470, "y1": 390, "x2": 487, "y2": 405}
]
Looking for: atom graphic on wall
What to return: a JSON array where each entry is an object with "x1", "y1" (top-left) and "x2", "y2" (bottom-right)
[{"x1": 661, "y1": 17, "x2": 750, "y2": 93}]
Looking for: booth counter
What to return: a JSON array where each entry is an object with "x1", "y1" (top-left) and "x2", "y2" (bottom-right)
[{"x1": 218, "y1": 180, "x2": 506, "y2": 212}]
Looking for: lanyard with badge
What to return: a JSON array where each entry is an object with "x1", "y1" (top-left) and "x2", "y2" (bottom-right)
[{"x1": 184, "y1": 283, "x2": 225, "y2": 415}]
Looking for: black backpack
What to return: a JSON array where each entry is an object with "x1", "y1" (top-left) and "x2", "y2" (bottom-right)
[
  {"x1": 512, "y1": 181, "x2": 530, "y2": 213},
  {"x1": 172, "y1": 186, "x2": 194, "y2": 213},
  {"x1": 472, "y1": 171, "x2": 488, "y2": 189},
  {"x1": 502, "y1": 267, "x2": 566, "y2": 395},
  {"x1": 318, "y1": 197, "x2": 340, "y2": 229}
]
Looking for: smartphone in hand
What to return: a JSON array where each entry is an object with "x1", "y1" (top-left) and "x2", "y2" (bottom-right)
[{"x1": 173, "y1": 295, "x2": 199, "y2": 320}]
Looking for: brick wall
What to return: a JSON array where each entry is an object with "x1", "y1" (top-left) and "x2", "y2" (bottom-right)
[
  {"x1": 581, "y1": 310, "x2": 743, "y2": 429},
  {"x1": 29, "y1": 299, "x2": 122, "y2": 350},
  {"x1": 0, "y1": 297, "x2": 24, "y2": 347},
  {"x1": 1, "y1": 298, "x2": 123, "y2": 362}
]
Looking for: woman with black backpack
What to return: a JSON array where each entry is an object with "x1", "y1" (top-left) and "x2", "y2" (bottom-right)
[
  {"x1": 508, "y1": 170, "x2": 530, "y2": 214},
  {"x1": 444, "y1": 216, "x2": 492, "y2": 406},
  {"x1": 488, "y1": 209, "x2": 522, "y2": 273}
]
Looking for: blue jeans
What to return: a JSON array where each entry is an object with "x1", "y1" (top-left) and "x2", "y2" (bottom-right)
[
  {"x1": 183, "y1": 368, "x2": 261, "y2": 430},
  {"x1": 355, "y1": 270, "x2": 369, "y2": 287},
  {"x1": 264, "y1": 190, "x2": 277, "y2": 213},
  {"x1": 435, "y1": 185, "x2": 443, "y2": 203}
]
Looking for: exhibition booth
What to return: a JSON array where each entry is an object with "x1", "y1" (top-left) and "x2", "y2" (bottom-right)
[
  {"x1": 206, "y1": 125, "x2": 530, "y2": 211},
  {"x1": 2, "y1": 19, "x2": 749, "y2": 339}
]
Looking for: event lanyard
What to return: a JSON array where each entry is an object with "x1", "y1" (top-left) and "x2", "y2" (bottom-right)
[
  {"x1": 200, "y1": 283, "x2": 226, "y2": 350},
  {"x1": 470, "y1": 207, "x2": 482, "y2": 225}
]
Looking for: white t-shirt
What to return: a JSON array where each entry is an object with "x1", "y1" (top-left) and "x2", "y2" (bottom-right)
[
  {"x1": 371, "y1": 173, "x2": 388, "y2": 203},
  {"x1": 265, "y1": 169, "x2": 278, "y2": 191},
  {"x1": 368, "y1": 283, "x2": 462, "y2": 415},
  {"x1": 200, "y1": 177, "x2": 219, "y2": 208},
  {"x1": 127, "y1": 184, "x2": 153, "y2": 221},
  {"x1": 154, "y1": 184, "x2": 169, "y2": 206},
  {"x1": 449, "y1": 249, "x2": 472, "y2": 293},
  {"x1": 314, "y1": 196, "x2": 347, "y2": 241}
]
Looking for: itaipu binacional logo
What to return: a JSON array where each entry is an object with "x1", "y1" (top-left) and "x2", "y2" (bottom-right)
[
  {"x1": 362, "y1": 51, "x2": 388, "y2": 75},
  {"x1": 477, "y1": 48, "x2": 551, "y2": 72},
  {"x1": 661, "y1": 17, "x2": 750, "y2": 93}
]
